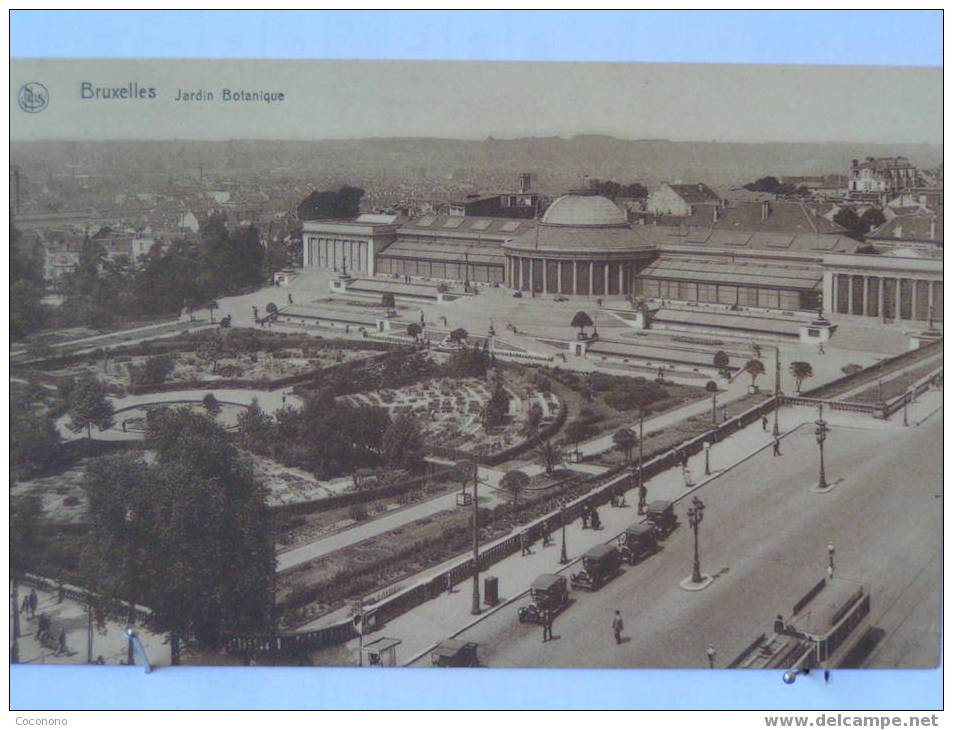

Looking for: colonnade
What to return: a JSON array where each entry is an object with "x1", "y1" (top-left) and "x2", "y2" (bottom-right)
[{"x1": 830, "y1": 272, "x2": 942, "y2": 322}]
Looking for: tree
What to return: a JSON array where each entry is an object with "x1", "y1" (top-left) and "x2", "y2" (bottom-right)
[
  {"x1": 381, "y1": 293, "x2": 396, "y2": 312},
  {"x1": 861, "y1": 207, "x2": 886, "y2": 231},
  {"x1": 535, "y1": 439, "x2": 562, "y2": 474},
  {"x1": 202, "y1": 392, "x2": 221, "y2": 417},
  {"x1": 128, "y1": 354, "x2": 175, "y2": 388},
  {"x1": 499, "y1": 469, "x2": 530, "y2": 506},
  {"x1": 66, "y1": 374, "x2": 114, "y2": 438},
  {"x1": 571, "y1": 311, "x2": 594, "y2": 338},
  {"x1": 833, "y1": 208, "x2": 867, "y2": 240},
  {"x1": 406, "y1": 322, "x2": 421, "y2": 341},
  {"x1": 11, "y1": 409, "x2": 62, "y2": 479},
  {"x1": 612, "y1": 428, "x2": 637, "y2": 464},
  {"x1": 297, "y1": 186, "x2": 365, "y2": 221},
  {"x1": 382, "y1": 412, "x2": 425, "y2": 473},
  {"x1": 789, "y1": 361, "x2": 814, "y2": 394},
  {"x1": 713, "y1": 350, "x2": 730, "y2": 378},
  {"x1": 236, "y1": 398, "x2": 273, "y2": 450},
  {"x1": 564, "y1": 420, "x2": 593, "y2": 460},
  {"x1": 83, "y1": 413, "x2": 273, "y2": 650},
  {"x1": 744, "y1": 359, "x2": 766, "y2": 389},
  {"x1": 705, "y1": 380, "x2": 718, "y2": 393},
  {"x1": 483, "y1": 382, "x2": 510, "y2": 428},
  {"x1": 10, "y1": 280, "x2": 49, "y2": 339},
  {"x1": 522, "y1": 402, "x2": 544, "y2": 435},
  {"x1": 449, "y1": 327, "x2": 468, "y2": 344},
  {"x1": 196, "y1": 333, "x2": 224, "y2": 373}
]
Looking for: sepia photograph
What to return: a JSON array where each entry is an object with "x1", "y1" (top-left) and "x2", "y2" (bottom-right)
[{"x1": 9, "y1": 43, "x2": 942, "y2": 676}]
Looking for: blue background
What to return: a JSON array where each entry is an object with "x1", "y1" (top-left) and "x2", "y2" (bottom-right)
[{"x1": 9, "y1": 9, "x2": 943, "y2": 710}]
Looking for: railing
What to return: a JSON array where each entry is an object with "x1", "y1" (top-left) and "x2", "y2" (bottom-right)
[
  {"x1": 16, "y1": 572, "x2": 154, "y2": 624},
  {"x1": 881, "y1": 368, "x2": 943, "y2": 419},
  {"x1": 779, "y1": 395, "x2": 881, "y2": 416}
]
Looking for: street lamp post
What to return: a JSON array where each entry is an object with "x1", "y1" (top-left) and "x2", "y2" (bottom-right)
[
  {"x1": 704, "y1": 442, "x2": 711, "y2": 476},
  {"x1": 827, "y1": 544, "x2": 836, "y2": 578},
  {"x1": 903, "y1": 391, "x2": 910, "y2": 427},
  {"x1": 559, "y1": 502, "x2": 569, "y2": 565},
  {"x1": 637, "y1": 408, "x2": 645, "y2": 515},
  {"x1": 815, "y1": 404, "x2": 830, "y2": 491},
  {"x1": 711, "y1": 392, "x2": 717, "y2": 426},
  {"x1": 687, "y1": 496, "x2": 706, "y2": 584},
  {"x1": 471, "y1": 456, "x2": 481, "y2": 615}
]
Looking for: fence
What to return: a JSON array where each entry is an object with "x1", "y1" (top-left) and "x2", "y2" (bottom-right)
[
  {"x1": 16, "y1": 572, "x2": 154, "y2": 624},
  {"x1": 881, "y1": 367, "x2": 943, "y2": 419},
  {"x1": 779, "y1": 395, "x2": 881, "y2": 417}
]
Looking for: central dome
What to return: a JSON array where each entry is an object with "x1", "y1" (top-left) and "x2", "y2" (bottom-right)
[{"x1": 541, "y1": 192, "x2": 628, "y2": 227}]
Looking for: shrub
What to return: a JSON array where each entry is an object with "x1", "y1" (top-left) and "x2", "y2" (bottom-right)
[
  {"x1": 841, "y1": 364, "x2": 863, "y2": 376},
  {"x1": 348, "y1": 503, "x2": 369, "y2": 522}
]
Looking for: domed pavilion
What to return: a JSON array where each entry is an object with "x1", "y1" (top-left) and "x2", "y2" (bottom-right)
[{"x1": 503, "y1": 189, "x2": 655, "y2": 297}]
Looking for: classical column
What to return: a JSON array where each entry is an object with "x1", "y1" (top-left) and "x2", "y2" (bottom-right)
[
  {"x1": 619, "y1": 264, "x2": 624, "y2": 294},
  {"x1": 573, "y1": 261, "x2": 579, "y2": 295},
  {"x1": 860, "y1": 276, "x2": 867, "y2": 317},
  {"x1": 557, "y1": 260, "x2": 563, "y2": 294},
  {"x1": 604, "y1": 263, "x2": 610, "y2": 296},
  {"x1": 927, "y1": 278, "x2": 934, "y2": 317},
  {"x1": 848, "y1": 275, "x2": 855, "y2": 315},
  {"x1": 542, "y1": 259, "x2": 548, "y2": 295},
  {"x1": 896, "y1": 278, "x2": 902, "y2": 320},
  {"x1": 589, "y1": 262, "x2": 594, "y2": 298},
  {"x1": 878, "y1": 277, "x2": 885, "y2": 322}
]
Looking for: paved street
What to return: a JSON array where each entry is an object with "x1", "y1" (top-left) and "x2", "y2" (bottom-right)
[
  {"x1": 410, "y1": 403, "x2": 941, "y2": 668},
  {"x1": 311, "y1": 390, "x2": 940, "y2": 664}
]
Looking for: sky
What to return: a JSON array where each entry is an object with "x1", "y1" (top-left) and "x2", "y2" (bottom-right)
[{"x1": 10, "y1": 59, "x2": 942, "y2": 145}]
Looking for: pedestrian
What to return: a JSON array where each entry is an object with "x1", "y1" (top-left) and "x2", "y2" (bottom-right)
[
  {"x1": 520, "y1": 531, "x2": 530, "y2": 556},
  {"x1": 54, "y1": 627, "x2": 67, "y2": 657},
  {"x1": 35, "y1": 613, "x2": 49, "y2": 640},
  {"x1": 288, "y1": 293, "x2": 294, "y2": 305},
  {"x1": 542, "y1": 609, "x2": 554, "y2": 642},
  {"x1": 581, "y1": 507, "x2": 590, "y2": 529},
  {"x1": 772, "y1": 437, "x2": 782, "y2": 457},
  {"x1": 57, "y1": 583, "x2": 64, "y2": 604},
  {"x1": 612, "y1": 610, "x2": 624, "y2": 645},
  {"x1": 282, "y1": 394, "x2": 287, "y2": 405},
  {"x1": 827, "y1": 563, "x2": 834, "y2": 581},
  {"x1": 761, "y1": 414, "x2": 768, "y2": 432},
  {"x1": 28, "y1": 589, "x2": 37, "y2": 618},
  {"x1": 639, "y1": 484, "x2": 648, "y2": 511},
  {"x1": 682, "y1": 464, "x2": 693, "y2": 488},
  {"x1": 818, "y1": 342, "x2": 825, "y2": 355},
  {"x1": 20, "y1": 595, "x2": 29, "y2": 615}
]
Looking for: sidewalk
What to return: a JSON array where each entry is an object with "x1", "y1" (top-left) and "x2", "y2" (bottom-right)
[{"x1": 11, "y1": 585, "x2": 169, "y2": 668}]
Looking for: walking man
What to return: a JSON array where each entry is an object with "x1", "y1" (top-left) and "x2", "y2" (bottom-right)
[
  {"x1": 520, "y1": 531, "x2": 530, "y2": 556},
  {"x1": 772, "y1": 437, "x2": 782, "y2": 457},
  {"x1": 761, "y1": 414, "x2": 768, "y2": 432},
  {"x1": 612, "y1": 610, "x2": 624, "y2": 645},
  {"x1": 818, "y1": 342, "x2": 825, "y2": 355},
  {"x1": 542, "y1": 609, "x2": 554, "y2": 642},
  {"x1": 28, "y1": 589, "x2": 37, "y2": 619},
  {"x1": 54, "y1": 627, "x2": 67, "y2": 657}
]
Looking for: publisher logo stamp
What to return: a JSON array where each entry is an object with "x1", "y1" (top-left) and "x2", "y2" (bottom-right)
[{"x1": 18, "y1": 82, "x2": 49, "y2": 113}]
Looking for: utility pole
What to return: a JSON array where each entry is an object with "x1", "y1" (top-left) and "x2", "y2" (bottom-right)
[
  {"x1": 471, "y1": 455, "x2": 481, "y2": 615},
  {"x1": 773, "y1": 345, "x2": 781, "y2": 438},
  {"x1": 559, "y1": 502, "x2": 569, "y2": 565}
]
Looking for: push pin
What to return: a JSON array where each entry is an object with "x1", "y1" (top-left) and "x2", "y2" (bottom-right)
[
  {"x1": 123, "y1": 626, "x2": 152, "y2": 674},
  {"x1": 782, "y1": 668, "x2": 809, "y2": 684}
]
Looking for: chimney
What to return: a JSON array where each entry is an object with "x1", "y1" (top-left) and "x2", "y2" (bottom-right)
[{"x1": 761, "y1": 201, "x2": 770, "y2": 221}]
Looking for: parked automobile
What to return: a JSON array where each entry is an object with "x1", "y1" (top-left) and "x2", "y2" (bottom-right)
[
  {"x1": 570, "y1": 544, "x2": 622, "y2": 591},
  {"x1": 554, "y1": 295, "x2": 568, "y2": 302},
  {"x1": 430, "y1": 639, "x2": 479, "y2": 667},
  {"x1": 512, "y1": 291, "x2": 523, "y2": 298},
  {"x1": 518, "y1": 574, "x2": 569, "y2": 623},
  {"x1": 617, "y1": 522, "x2": 658, "y2": 565},
  {"x1": 646, "y1": 500, "x2": 678, "y2": 537}
]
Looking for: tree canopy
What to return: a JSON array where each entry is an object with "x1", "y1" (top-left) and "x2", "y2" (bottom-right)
[
  {"x1": 789, "y1": 361, "x2": 814, "y2": 393},
  {"x1": 66, "y1": 374, "x2": 115, "y2": 438},
  {"x1": 744, "y1": 359, "x2": 766, "y2": 386},
  {"x1": 742, "y1": 176, "x2": 810, "y2": 196},
  {"x1": 83, "y1": 410, "x2": 274, "y2": 646},
  {"x1": 382, "y1": 412, "x2": 426, "y2": 473},
  {"x1": 297, "y1": 186, "x2": 365, "y2": 221},
  {"x1": 571, "y1": 311, "x2": 594, "y2": 334}
]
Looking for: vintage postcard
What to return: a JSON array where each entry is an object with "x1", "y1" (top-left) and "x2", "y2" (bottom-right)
[{"x1": 10, "y1": 57, "x2": 941, "y2": 672}]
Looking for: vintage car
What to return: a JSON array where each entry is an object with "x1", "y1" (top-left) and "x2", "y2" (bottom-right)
[
  {"x1": 570, "y1": 543, "x2": 622, "y2": 591},
  {"x1": 430, "y1": 639, "x2": 479, "y2": 668},
  {"x1": 617, "y1": 522, "x2": 658, "y2": 565},
  {"x1": 518, "y1": 573, "x2": 569, "y2": 624},
  {"x1": 646, "y1": 500, "x2": 678, "y2": 537}
]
